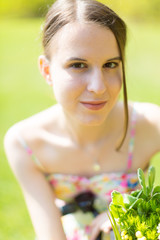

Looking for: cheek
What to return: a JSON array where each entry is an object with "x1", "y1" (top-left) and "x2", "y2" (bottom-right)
[
  {"x1": 52, "y1": 72, "x2": 85, "y2": 103},
  {"x1": 108, "y1": 68, "x2": 122, "y2": 93}
]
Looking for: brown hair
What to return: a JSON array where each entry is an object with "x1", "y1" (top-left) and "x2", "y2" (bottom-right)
[{"x1": 42, "y1": 0, "x2": 128, "y2": 150}]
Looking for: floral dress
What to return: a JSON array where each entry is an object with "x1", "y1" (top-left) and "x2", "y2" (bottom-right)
[
  {"x1": 46, "y1": 172, "x2": 139, "y2": 240},
  {"x1": 18, "y1": 103, "x2": 139, "y2": 239},
  {"x1": 18, "y1": 146, "x2": 139, "y2": 239}
]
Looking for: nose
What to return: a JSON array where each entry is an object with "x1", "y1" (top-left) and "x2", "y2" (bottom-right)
[{"x1": 86, "y1": 68, "x2": 106, "y2": 95}]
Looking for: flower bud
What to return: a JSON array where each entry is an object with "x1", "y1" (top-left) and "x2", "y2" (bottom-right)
[
  {"x1": 140, "y1": 237, "x2": 146, "y2": 240},
  {"x1": 121, "y1": 230, "x2": 127, "y2": 238},
  {"x1": 136, "y1": 231, "x2": 143, "y2": 238}
]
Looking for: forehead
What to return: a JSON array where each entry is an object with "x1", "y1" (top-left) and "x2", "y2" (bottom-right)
[{"x1": 49, "y1": 22, "x2": 119, "y2": 61}]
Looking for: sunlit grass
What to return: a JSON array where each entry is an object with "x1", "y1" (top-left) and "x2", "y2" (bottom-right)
[{"x1": 0, "y1": 18, "x2": 160, "y2": 239}]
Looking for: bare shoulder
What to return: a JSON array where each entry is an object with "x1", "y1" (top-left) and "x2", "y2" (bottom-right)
[
  {"x1": 135, "y1": 102, "x2": 160, "y2": 121},
  {"x1": 134, "y1": 102, "x2": 160, "y2": 128},
  {"x1": 133, "y1": 102, "x2": 160, "y2": 152},
  {"x1": 4, "y1": 104, "x2": 60, "y2": 144},
  {"x1": 4, "y1": 119, "x2": 38, "y2": 182},
  {"x1": 4, "y1": 104, "x2": 60, "y2": 170}
]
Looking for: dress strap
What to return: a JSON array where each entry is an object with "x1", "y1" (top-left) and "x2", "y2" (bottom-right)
[
  {"x1": 17, "y1": 136, "x2": 46, "y2": 171},
  {"x1": 127, "y1": 103, "x2": 138, "y2": 170}
]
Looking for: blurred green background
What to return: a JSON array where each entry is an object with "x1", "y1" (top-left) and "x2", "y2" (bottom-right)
[{"x1": 0, "y1": 0, "x2": 160, "y2": 239}]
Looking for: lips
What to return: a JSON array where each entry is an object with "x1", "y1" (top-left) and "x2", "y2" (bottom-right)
[{"x1": 80, "y1": 101, "x2": 107, "y2": 110}]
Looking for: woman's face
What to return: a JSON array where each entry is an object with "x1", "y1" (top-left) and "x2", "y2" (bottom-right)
[{"x1": 49, "y1": 22, "x2": 123, "y2": 125}]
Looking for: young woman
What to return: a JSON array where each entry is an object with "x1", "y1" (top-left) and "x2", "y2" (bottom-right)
[{"x1": 4, "y1": 0, "x2": 160, "y2": 239}]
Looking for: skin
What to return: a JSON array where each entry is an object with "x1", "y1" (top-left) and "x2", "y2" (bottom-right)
[
  {"x1": 49, "y1": 22, "x2": 122, "y2": 126},
  {"x1": 4, "y1": 21, "x2": 160, "y2": 240},
  {"x1": 40, "y1": 22, "x2": 123, "y2": 145}
]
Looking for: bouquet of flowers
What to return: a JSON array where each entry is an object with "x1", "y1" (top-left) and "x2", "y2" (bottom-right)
[{"x1": 108, "y1": 166, "x2": 160, "y2": 240}]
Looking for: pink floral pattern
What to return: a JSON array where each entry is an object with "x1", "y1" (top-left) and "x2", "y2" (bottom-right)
[
  {"x1": 46, "y1": 172, "x2": 139, "y2": 239},
  {"x1": 46, "y1": 172, "x2": 139, "y2": 202}
]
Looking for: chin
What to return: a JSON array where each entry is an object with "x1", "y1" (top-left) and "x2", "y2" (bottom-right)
[{"x1": 78, "y1": 115, "x2": 107, "y2": 126}]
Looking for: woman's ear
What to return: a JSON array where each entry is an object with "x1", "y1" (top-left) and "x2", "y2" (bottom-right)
[{"x1": 38, "y1": 55, "x2": 53, "y2": 86}]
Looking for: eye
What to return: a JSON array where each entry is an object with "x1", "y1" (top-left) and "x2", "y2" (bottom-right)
[
  {"x1": 103, "y1": 62, "x2": 118, "y2": 69},
  {"x1": 70, "y1": 62, "x2": 87, "y2": 69}
]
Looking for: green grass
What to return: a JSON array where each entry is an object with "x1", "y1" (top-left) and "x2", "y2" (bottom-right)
[{"x1": 0, "y1": 18, "x2": 160, "y2": 239}]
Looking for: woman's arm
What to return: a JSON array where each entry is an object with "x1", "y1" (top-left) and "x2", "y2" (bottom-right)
[
  {"x1": 4, "y1": 127, "x2": 67, "y2": 240},
  {"x1": 90, "y1": 212, "x2": 112, "y2": 240}
]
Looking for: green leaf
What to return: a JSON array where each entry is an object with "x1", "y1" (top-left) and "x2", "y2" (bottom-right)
[
  {"x1": 137, "y1": 201, "x2": 151, "y2": 215},
  {"x1": 152, "y1": 192, "x2": 160, "y2": 201},
  {"x1": 145, "y1": 201, "x2": 151, "y2": 212},
  {"x1": 123, "y1": 194, "x2": 138, "y2": 209},
  {"x1": 106, "y1": 202, "x2": 121, "y2": 240},
  {"x1": 109, "y1": 211, "x2": 122, "y2": 240},
  {"x1": 148, "y1": 166, "x2": 155, "y2": 192},
  {"x1": 131, "y1": 189, "x2": 141, "y2": 197},
  {"x1": 149, "y1": 199, "x2": 157, "y2": 211},
  {"x1": 137, "y1": 189, "x2": 143, "y2": 198},
  {"x1": 153, "y1": 186, "x2": 160, "y2": 195},
  {"x1": 137, "y1": 168, "x2": 147, "y2": 196},
  {"x1": 131, "y1": 189, "x2": 143, "y2": 199},
  {"x1": 137, "y1": 202, "x2": 145, "y2": 216},
  {"x1": 111, "y1": 191, "x2": 125, "y2": 207},
  {"x1": 109, "y1": 203, "x2": 126, "y2": 218},
  {"x1": 128, "y1": 198, "x2": 143, "y2": 210}
]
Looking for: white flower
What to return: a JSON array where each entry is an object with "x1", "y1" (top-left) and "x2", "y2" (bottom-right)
[
  {"x1": 139, "y1": 237, "x2": 146, "y2": 240},
  {"x1": 135, "y1": 231, "x2": 143, "y2": 238},
  {"x1": 121, "y1": 230, "x2": 127, "y2": 239},
  {"x1": 157, "y1": 223, "x2": 160, "y2": 233}
]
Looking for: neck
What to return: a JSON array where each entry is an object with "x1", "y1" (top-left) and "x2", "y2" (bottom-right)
[{"x1": 59, "y1": 102, "x2": 123, "y2": 148}]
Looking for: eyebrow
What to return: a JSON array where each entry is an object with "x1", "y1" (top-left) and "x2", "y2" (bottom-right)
[
  {"x1": 67, "y1": 56, "x2": 122, "y2": 62},
  {"x1": 67, "y1": 57, "x2": 87, "y2": 62},
  {"x1": 107, "y1": 56, "x2": 122, "y2": 61}
]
